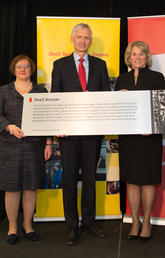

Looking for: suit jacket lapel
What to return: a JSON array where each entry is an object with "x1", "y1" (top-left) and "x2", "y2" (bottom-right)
[
  {"x1": 87, "y1": 55, "x2": 95, "y2": 89},
  {"x1": 69, "y1": 54, "x2": 82, "y2": 90}
]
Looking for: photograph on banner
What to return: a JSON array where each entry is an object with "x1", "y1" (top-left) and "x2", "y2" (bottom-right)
[
  {"x1": 44, "y1": 137, "x2": 108, "y2": 190},
  {"x1": 44, "y1": 138, "x2": 106, "y2": 191},
  {"x1": 37, "y1": 16, "x2": 120, "y2": 91},
  {"x1": 152, "y1": 90, "x2": 165, "y2": 133},
  {"x1": 106, "y1": 134, "x2": 120, "y2": 196},
  {"x1": 106, "y1": 135, "x2": 120, "y2": 196},
  {"x1": 45, "y1": 140, "x2": 62, "y2": 189},
  {"x1": 106, "y1": 181, "x2": 120, "y2": 195},
  {"x1": 106, "y1": 138, "x2": 119, "y2": 153}
]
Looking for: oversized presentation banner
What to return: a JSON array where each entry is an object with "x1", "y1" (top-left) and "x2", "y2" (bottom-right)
[
  {"x1": 22, "y1": 90, "x2": 165, "y2": 136},
  {"x1": 35, "y1": 17, "x2": 121, "y2": 221},
  {"x1": 124, "y1": 15, "x2": 165, "y2": 225}
]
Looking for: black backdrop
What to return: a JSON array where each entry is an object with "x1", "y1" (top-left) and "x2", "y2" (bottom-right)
[
  {"x1": 0, "y1": 0, "x2": 165, "y2": 86},
  {"x1": 0, "y1": 0, "x2": 165, "y2": 218}
]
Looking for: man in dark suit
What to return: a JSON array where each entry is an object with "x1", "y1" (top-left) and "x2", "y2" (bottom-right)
[{"x1": 51, "y1": 23, "x2": 110, "y2": 245}]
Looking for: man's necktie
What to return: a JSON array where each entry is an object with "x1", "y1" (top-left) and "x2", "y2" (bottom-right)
[{"x1": 78, "y1": 57, "x2": 86, "y2": 92}]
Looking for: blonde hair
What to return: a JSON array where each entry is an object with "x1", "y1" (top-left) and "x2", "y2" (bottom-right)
[
  {"x1": 10, "y1": 54, "x2": 35, "y2": 75},
  {"x1": 125, "y1": 41, "x2": 152, "y2": 68}
]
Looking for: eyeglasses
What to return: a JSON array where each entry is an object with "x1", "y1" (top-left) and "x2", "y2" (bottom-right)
[{"x1": 15, "y1": 64, "x2": 31, "y2": 69}]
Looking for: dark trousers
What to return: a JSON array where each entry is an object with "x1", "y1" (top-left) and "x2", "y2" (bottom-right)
[{"x1": 59, "y1": 136, "x2": 102, "y2": 229}]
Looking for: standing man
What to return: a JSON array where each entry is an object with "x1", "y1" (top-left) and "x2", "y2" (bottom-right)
[{"x1": 51, "y1": 23, "x2": 110, "y2": 245}]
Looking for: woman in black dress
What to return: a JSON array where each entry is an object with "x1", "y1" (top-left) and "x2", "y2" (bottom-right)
[
  {"x1": 0, "y1": 55, "x2": 52, "y2": 244},
  {"x1": 115, "y1": 41, "x2": 165, "y2": 241}
]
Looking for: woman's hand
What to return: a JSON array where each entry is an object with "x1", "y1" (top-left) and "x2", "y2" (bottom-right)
[
  {"x1": 44, "y1": 144, "x2": 53, "y2": 161},
  {"x1": 6, "y1": 124, "x2": 24, "y2": 139}
]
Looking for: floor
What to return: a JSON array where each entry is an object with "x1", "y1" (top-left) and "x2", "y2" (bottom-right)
[{"x1": 0, "y1": 216, "x2": 165, "y2": 258}]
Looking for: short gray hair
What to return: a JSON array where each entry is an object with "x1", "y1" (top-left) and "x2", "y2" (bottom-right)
[{"x1": 72, "y1": 23, "x2": 92, "y2": 38}]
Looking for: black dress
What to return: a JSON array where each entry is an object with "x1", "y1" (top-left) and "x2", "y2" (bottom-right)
[
  {"x1": 0, "y1": 82, "x2": 47, "y2": 191},
  {"x1": 115, "y1": 67, "x2": 165, "y2": 185}
]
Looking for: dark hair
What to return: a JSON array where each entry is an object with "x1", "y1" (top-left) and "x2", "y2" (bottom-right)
[{"x1": 10, "y1": 54, "x2": 35, "y2": 75}]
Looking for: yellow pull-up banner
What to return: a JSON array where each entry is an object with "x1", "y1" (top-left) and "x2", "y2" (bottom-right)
[{"x1": 35, "y1": 16, "x2": 121, "y2": 221}]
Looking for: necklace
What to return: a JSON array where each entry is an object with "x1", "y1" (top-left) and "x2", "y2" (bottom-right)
[{"x1": 15, "y1": 81, "x2": 32, "y2": 94}]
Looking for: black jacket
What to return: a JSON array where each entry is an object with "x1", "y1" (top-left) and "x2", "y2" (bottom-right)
[
  {"x1": 0, "y1": 81, "x2": 47, "y2": 142},
  {"x1": 51, "y1": 53, "x2": 110, "y2": 92}
]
